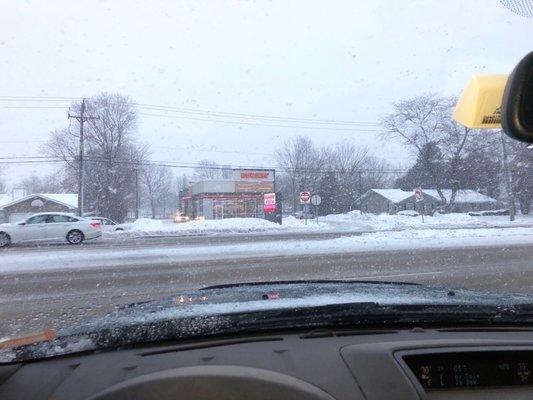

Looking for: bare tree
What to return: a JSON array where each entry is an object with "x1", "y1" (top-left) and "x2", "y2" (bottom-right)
[
  {"x1": 275, "y1": 136, "x2": 324, "y2": 212},
  {"x1": 46, "y1": 93, "x2": 146, "y2": 221},
  {"x1": 382, "y1": 94, "x2": 474, "y2": 211},
  {"x1": 193, "y1": 159, "x2": 230, "y2": 180},
  {"x1": 142, "y1": 165, "x2": 173, "y2": 218},
  {"x1": 19, "y1": 173, "x2": 66, "y2": 194}
]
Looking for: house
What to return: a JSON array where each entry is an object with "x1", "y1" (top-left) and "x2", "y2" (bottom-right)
[
  {"x1": 0, "y1": 193, "x2": 78, "y2": 223},
  {"x1": 359, "y1": 189, "x2": 498, "y2": 214},
  {"x1": 422, "y1": 190, "x2": 498, "y2": 213},
  {"x1": 359, "y1": 189, "x2": 441, "y2": 214}
]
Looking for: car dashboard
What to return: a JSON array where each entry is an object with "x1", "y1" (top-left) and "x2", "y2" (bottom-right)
[{"x1": 2, "y1": 326, "x2": 533, "y2": 399}]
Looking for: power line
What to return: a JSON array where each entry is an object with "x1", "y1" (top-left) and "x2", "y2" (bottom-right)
[
  {"x1": 0, "y1": 96, "x2": 380, "y2": 126},
  {"x1": 1, "y1": 106, "x2": 69, "y2": 109},
  {"x1": 134, "y1": 103, "x2": 379, "y2": 126},
  {"x1": 0, "y1": 155, "x2": 407, "y2": 175},
  {"x1": 0, "y1": 95, "x2": 80, "y2": 100},
  {"x1": 138, "y1": 112, "x2": 384, "y2": 132}
]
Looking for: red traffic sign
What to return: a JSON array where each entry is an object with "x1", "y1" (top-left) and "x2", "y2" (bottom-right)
[
  {"x1": 414, "y1": 187, "x2": 424, "y2": 202},
  {"x1": 300, "y1": 191, "x2": 311, "y2": 204},
  {"x1": 263, "y1": 193, "x2": 276, "y2": 213}
]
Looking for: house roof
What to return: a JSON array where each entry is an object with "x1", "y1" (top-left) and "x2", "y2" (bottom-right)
[
  {"x1": 0, "y1": 193, "x2": 78, "y2": 210},
  {"x1": 422, "y1": 189, "x2": 497, "y2": 203},
  {"x1": 363, "y1": 189, "x2": 497, "y2": 204},
  {"x1": 368, "y1": 189, "x2": 413, "y2": 203}
]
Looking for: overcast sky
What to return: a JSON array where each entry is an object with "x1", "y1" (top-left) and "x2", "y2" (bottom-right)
[{"x1": 0, "y1": 0, "x2": 532, "y2": 189}]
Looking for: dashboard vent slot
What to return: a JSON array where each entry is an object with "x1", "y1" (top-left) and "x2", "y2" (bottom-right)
[
  {"x1": 301, "y1": 329, "x2": 397, "y2": 339},
  {"x1": 139, "y1": 337, "x2": 283, "y2": 357},
  {"x1": 437, "y1": 327, "x2": 533, "y2": 333}
]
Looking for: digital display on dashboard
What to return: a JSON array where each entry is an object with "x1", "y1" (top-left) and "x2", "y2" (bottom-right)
[{"x1": 403, "y1": 351, "x2": 533, "y2": 389}]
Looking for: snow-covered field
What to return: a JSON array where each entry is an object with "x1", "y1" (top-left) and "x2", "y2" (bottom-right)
[
  {"x1": 3, "y1": 226, "x2": 533, "y2": 273},
  {"x1": 109, "y1": 211, "x2": 533, "y2": 238}
]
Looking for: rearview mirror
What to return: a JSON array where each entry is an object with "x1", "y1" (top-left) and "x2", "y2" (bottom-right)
[
  {"x1": 18, "y1": 221, "x2": 26, "y2": 225},
  {"x1": 501, "y1": 51, "x2": 533, "y2": 143}
]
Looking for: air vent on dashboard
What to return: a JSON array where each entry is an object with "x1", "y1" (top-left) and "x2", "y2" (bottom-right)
[
  {"x1": 139, "y1": 336, "x2": 283, "y2": 357},
  {"x1": 300, "y1": 329, "x2": 397, "y2": 339},
  {"x1": 437, "y1": 327, "x2": 533, "y2": 333}
]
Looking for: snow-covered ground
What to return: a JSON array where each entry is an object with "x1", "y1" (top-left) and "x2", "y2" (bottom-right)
[
  {"x1": 109, "y1": 212, "x2": 533, "y2": 238},
  {"x1": 3, "y1": 226, "x2": 533, "y2": 273}
]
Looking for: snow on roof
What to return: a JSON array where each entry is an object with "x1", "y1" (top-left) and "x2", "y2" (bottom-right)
[
  {"x1": 0, "y1": 193, "x2": 78, "y2": 209},
  {"x1": 370, "y1": 189, "x2": 413, "y2": 203},
  {"x1": 422, "y1": 190, "x2": 497, "y2": 203},
  {"x1": 38, "y1": 193, "x2": 78, "y2": 208},
  {"x1": 0, "y1": 194, "x2": 13, "y2": 208},
  {"x1": 365, "y1": 189, "x2": 496, "y2": 204}
]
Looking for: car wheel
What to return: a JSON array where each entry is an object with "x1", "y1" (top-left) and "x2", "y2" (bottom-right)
[
  {"x1": 115, "y1": 227, "x2": 124, "y2": 231},
  {"x1": 66, "y1": 229, "x2": 84, "y2": 245},
  {"x1": 0, "y1": 232, "x2": 11, "y2": 248}
]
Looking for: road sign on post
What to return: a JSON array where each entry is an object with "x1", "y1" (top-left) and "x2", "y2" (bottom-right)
[
  {"x1": 310, "y1": 194, "x2": 321, "y2": 224},
  {"x1": 263, "y1": 193, "x2": 276, "y2": 213},
  {"x1": 299, "y1": 191, "x2": 311, "y2": 204},
  {"x1": 299, "y1": 192, "x2": 311, "y2": 225},
  {"x1": 414, "y1": 187, "x2": 424, "y2": 202},
  {"x1": 414, "y1": 187, "x2": 424, "y2": 222}
]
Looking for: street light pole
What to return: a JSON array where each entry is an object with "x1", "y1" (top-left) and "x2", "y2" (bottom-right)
[{"x1": 68, "y1": 98, "x2": 97, "y2": 216}]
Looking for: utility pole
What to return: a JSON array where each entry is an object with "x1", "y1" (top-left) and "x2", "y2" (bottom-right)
[
  {"x1": 500, "y1": 130, "x2": 516, "y2": 222},
  {"x1": 134, "y1": 168, "x2": 140, "y2": 219},
  {"x1": 68, "y1": 98, "x2": 97, "y2": 216}
]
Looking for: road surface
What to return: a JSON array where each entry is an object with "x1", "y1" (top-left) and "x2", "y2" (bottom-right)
[{"x1": 2, "y1": 233, "x2": 533, "y2": 337}]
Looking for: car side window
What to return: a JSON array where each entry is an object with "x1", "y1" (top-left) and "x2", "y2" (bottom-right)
[
  {"x1": 26, "y1": 215, "x2": 48, "y2": 224},
  {"x1": 105, "y1": 219, "x2": 115, "y2": 225},
  {"x1": 67, "y1": 217, "x2": 79, "y2": 222},
  {"x1": 48, "y1": 215, "x2": 70, "y2": 223}
]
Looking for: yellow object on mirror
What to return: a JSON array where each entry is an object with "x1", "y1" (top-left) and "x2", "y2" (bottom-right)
[{"x1": 453, "y1": 74, "x2": 508, "y2": 129}]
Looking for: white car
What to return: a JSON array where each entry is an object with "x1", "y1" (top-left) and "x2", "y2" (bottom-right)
[
  {"x1": 91, "y1": 217, "x2": 125, "y2": 232},
  {"x1": 0, "y1": 212, "x2": 102, "y2": 247}
]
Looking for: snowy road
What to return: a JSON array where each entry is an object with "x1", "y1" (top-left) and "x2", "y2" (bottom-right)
[{"x1": 2, "y1": 226, "x2": 533, "y2": 337}]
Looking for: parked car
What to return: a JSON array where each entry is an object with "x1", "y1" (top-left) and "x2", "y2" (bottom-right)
[
  {"x1": 397, "y1": 210, "x2": 420, "y2": 217},
  {"x1": 468, "y1": 209, "x2": 510, "y2": 216},
  {"x1": 174, "y1": 211, "x2": 190, "y2": 223},
  {"x1": 0, "y1": 212, "x2": 102, "y2": 247},
  {"x1": 91, "y1": 217, "x2": 125, "y2": 232},
  {"x1": 294, "y1": 211, "x2": 315, "y2": 219}
]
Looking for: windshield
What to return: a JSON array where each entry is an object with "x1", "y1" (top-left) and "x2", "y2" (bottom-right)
[{"x1": 1, "y1": 0, "x2": 533, "y2": 360}]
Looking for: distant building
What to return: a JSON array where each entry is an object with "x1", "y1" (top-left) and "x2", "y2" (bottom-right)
[
  {"x1": 359, "y1": 189, "x2": 498, "y2": 214},
  {"x1": 0, "y1": 193, "x2": 78, "y2": 223},
  {"x1": 181, "y1": 169, "x2": 275, "y2": 220}
]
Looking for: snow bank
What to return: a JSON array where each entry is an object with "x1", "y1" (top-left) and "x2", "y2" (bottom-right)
[
  {"x1": 123, "y1": 217, "x2": 286, "y2": 235},
  {"x1": 112, "y1": 211, "x2": 533, "y2": 238},
  {"x1": 321, "y1": 210, "x2": 488, "y2": 231}
]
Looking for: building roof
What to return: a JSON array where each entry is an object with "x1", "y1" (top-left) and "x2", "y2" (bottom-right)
[
  {"x1": 0, "y1": 193, "x2": 78, "y2": 210},
  {"x1": 422, "y1": 189, "x2": 497, "y2": 203},
  {"x1": 363, "y1": 189, "x2": 497, "y2": 204},
  {"x1": 369, "y1": 189, "x2": 413, "y2": 203}
]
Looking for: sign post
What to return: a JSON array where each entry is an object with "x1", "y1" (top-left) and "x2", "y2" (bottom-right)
[
  {"x1": 300, "y1": 191, "x2": 311, "y2": 225},
  {"x1": 263, "y1": 192, "x2": 281, "y2": 224},
  {"x1": 310, "y1": 194, "x2": 322, "y2": 223},
  {"x1": 414, "y1": 187, "x2": 424, "y2": 223},
  {"x1": 263, "y1": 193, "x2": 276, "y2": 213}
]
